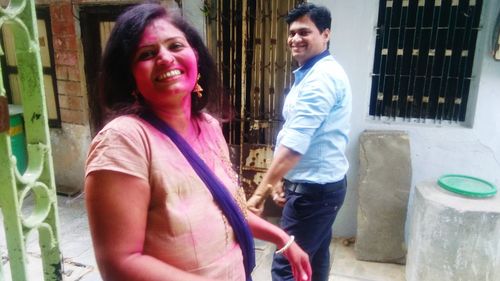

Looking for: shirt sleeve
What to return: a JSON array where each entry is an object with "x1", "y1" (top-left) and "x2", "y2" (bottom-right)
[
  {"x1": 85, "y1": 126, "x2": 150, "y2": 181},
  {"x1": 280, "y1": 69, "x2": 339, "y2": 154}
]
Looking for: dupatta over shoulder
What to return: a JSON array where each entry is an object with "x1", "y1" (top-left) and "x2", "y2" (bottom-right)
[{"x1": 141, "y1": 112, "x2": 255, "y2": 281}]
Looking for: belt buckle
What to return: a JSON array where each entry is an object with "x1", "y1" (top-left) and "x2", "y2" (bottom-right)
[
  {"x1": 285, "y1": 181, "x2": 299, "y2": 193},
  {"x1": 287, "y1": 182, "x2": 307, "y2": 194},
  {"x1": 293, "y1": 183, "x2": 302, "y2": 193}
]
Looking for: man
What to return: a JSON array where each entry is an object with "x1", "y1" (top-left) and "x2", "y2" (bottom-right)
[{"x1": 246, "y1": 3, "x2": 352, "y2": 281}]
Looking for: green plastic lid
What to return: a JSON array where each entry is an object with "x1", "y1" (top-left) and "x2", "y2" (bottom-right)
[{"x1": 438, "y1": 174, "x2": 497, "y2": 198}]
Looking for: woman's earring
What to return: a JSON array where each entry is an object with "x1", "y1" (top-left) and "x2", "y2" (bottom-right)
[{"x1": 193, "y1": 74, "x2": 203, "y2": 98}]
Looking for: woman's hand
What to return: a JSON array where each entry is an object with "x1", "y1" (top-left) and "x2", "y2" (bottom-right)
[
  {"x1": 246, "y1": 212, "x2": 312, "y2": 280},
  {"x1": 282, "y1": 242, "x2": 312, "y2": 281}
]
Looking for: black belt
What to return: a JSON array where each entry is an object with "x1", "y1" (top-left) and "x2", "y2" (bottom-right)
[{"x1": 284, "y1": 177, "x2": 346, "y2": 195}]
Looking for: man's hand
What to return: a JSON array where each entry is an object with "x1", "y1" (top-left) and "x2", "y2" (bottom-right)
[
  {"x1": 247, "y1": 193, "x2": 266, "y2": 216},
  {"x1": 271, "y1": 181, "x2": 286, "y2": 207}
]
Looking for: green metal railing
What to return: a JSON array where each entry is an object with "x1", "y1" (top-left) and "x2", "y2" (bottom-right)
[{"x1": 0, "y1": 0, "x2": 62, "y2": 280}]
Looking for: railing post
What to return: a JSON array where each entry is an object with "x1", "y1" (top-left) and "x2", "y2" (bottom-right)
[{"x1": 0, "y1": 0, "x2": 62, "y2": 280}]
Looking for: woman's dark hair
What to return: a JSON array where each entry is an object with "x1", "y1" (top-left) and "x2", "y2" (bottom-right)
[
  {"x1": 285, "y1": 3, "x2": 331, "y2": 33},
  {"x1": 90, "y1": 2, "x2": 221, "y2": 131}
]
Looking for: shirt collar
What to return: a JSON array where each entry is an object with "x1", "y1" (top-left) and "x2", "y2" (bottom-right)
[{"x1": 293, "y1": 50, "x2": 330, "y2": 85}]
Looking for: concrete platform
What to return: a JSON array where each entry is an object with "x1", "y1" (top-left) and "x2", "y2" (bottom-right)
[{"x1": 1, "y1": 194, "x2": 405, "y2": 281}]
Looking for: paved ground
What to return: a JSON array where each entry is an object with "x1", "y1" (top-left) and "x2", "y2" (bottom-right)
[{"x1": 1, "y1": 194, "x2": 405, "y2": 281}]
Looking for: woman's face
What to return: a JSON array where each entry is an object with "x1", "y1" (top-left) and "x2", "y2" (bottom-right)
[{"x1": 132, "y1": 18, "x2": 198, "y2": 109}]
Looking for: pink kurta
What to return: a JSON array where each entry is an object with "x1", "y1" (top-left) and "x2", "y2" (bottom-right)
[{"x1": 85, "y1": 113, "x2": 246, "y2": 280}]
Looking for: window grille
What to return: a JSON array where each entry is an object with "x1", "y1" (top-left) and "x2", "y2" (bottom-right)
[{"x1": 370, "y1": 0, "x2": 482, "y2": 123}]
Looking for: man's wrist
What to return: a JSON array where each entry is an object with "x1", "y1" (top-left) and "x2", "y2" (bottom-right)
[{"x1": 254, "y1": 183, "x2": 273, "y2": 198}]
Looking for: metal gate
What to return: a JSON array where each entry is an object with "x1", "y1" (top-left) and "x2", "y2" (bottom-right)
[
  {"x1": 205, "y1": 0, "x2": 303, "y2": 199},
  {"x1": 0, "y1": 0, "x2": 62, "y2": 280}
]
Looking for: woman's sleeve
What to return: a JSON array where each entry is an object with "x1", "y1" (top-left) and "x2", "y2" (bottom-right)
[{"x1": 85, "y1": 127, "x2": 149, "y2": 181}]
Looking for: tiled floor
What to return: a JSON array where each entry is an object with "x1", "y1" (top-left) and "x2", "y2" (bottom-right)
[
  {"x1": 1, "y1": 194, "x2": 405, "y2": 281},
  {"x1": 1, "y1": 193, "x2": 100, "y2": 281},
  {"x1": 328, "y1": 239, "x2": 405, "y2": 281}
]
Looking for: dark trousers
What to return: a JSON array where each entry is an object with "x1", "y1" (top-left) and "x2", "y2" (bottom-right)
[{"x1": 271, "y1": 178, "x2": 347, "y2": 281}]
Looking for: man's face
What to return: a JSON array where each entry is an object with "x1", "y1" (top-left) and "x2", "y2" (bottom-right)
[{"x1": 287, "y1": 15, "x2": 330, "y2": 66}]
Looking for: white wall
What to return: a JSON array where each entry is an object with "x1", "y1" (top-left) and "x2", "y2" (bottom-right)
[{"x1": 313, "y1": 0, "x2": 500, "y2": 237}]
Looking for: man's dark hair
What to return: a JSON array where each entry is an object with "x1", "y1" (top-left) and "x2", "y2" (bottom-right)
[{"x1": 285, "y1": 3, "x2": 331, "y2": 32}]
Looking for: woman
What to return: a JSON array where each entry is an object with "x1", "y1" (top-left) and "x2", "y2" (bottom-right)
[{"x1": 84, "y1": 3, "x2": 311, "y2": 281}]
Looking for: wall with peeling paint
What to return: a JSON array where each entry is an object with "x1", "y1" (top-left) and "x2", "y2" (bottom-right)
[{"x1": 313, "y1": 0, "x2": 500, "y2": 237}]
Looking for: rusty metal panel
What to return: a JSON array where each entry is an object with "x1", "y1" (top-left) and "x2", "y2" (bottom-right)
[
  {"x1": 206, "y1": 0, "x2": 301, "y2": 196},
  {"x1": 229, "y1": 143, "x2": 272, "y2": 195}
]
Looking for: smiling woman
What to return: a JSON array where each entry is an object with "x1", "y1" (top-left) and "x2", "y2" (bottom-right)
[
  {"x1": 131, "y1": 18, "x2": 199, "y2": 110},
  {"x1": 89, "y1": 3, "x2": 217, "y2": 132},
  {"x1": 83, "y1": 2, "x2": 311, "y2": 281}
]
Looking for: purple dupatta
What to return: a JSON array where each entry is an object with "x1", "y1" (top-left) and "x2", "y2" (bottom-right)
[{"x1": 141, "y1": 112, "x2": 255, "y2": 280}]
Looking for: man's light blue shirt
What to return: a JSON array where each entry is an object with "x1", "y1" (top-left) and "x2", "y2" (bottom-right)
[{"x1": 276, "y1": 50, "x2": 352, "y2": 183}]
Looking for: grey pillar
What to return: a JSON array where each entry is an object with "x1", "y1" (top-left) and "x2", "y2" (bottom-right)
[
  {"x1": 355, "y1": 130, "x2": 411, "y2": 264},
  {"x1": 406, "y1": 181, "x2": 500, "y2": 281}
]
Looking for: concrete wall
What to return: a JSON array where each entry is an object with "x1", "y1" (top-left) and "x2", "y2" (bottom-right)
[
  {"x1": 312, "y1": 0, "x2": 500, "y2": 237},
  {"x1": 50, "y1": 124, "x2": 90, "y2": 194},
  {"x1": 42, "y1": 1, "x2": 91, "y2": 194}
]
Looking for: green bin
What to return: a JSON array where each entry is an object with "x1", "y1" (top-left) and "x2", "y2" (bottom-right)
[{"x1": 9, "y1": 104, "x2": 27, "y2": 173}]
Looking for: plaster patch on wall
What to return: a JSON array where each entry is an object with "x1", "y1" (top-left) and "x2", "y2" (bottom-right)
[{"x1": 50, "y1": 123, "x2": 91, "y2": 193}]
